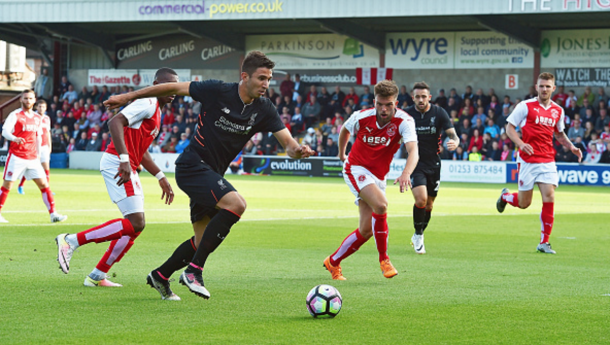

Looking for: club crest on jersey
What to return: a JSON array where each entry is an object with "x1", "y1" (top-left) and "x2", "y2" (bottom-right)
[
  {"x1": 217, "y1": 179, "x2": 227, "y2": 190},
  {"x1": 248, "y1": 113, "x2": 258, "y2": 126},
  {"x1": 551, "y1": 109, "x2": 559, "y2": 119},
  {"x1": 386, "y1": 123, "x2": 397, "y2": 137},
  {"x1": 222, "y1": 107, "x2": 230, "y2": 114}
]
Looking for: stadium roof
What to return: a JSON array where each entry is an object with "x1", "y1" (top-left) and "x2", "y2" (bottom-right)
[{"x1": 0, "y1": 0, "x2": 608, "y2": 66}]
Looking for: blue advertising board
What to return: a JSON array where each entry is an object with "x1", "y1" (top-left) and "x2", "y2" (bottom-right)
[{"x1": 506, "y1": 162, "x2": 610, "y2": 186}]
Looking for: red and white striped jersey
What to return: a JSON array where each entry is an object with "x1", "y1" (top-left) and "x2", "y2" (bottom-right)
[
  {"x1": 106, "y1": 98, "x2": 161, "y2": 171},
  {"x1": 344, "y1": 108, "x2": 417, "y2": 180},
  {"x1": 507, "y1": 98, "x2": 565, "y2": 164},
  {"x1": 4, "y1": 109, "x2": 42, "y2": 160},
  {"x1": 40, "y1": 114, "x2": 51, "y2": 147}
]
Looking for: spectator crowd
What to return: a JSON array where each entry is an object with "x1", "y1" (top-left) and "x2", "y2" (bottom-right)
[{"x1": 18, "y1": 71, "x2": 610, "y2": 165}]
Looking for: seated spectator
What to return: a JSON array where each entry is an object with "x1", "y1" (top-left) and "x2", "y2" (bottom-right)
[
  {"x1": 360, "y1": 86, "x2": 374, "y2": 108},
  {"x1": 448, "y1": 88, "x2": 462, "y2": 107},
  {"x1": 468, "y1": 145, "x2": 482, "y2": 161},
  {"x1": 331, "y1": 86, "x2": 346, "y2": 106},
  {"x1": 601, "y1": 125, "x2": 610, "y2": 144},
  {"x1": 51, "y1": 122, "x2": 63, "y2": 138},
  {"x1": 459, "y1": 98, "x2": 475, "y2": 118},
  {"x1": 480, "y1": 133, "x2": 493, "y2": 158},
  {"x1": 459, "y1": 132, "x2": 470, "y2": 151},
  {"x1": 61, "y1": 85, "x2": 78, "y2": 104},
  {"x1": 328, "y1": 126, "x2": 339, "y2": 143},
  {"x1": 452, "y1": 146, "x2": 468, "y2": 161},
  {"x1": 184, "y1": 127, "x2": 193, "y2": 140},
  {"x1": 78, "y1": 86, "x2": 90, "y2": 102},
  {"x1": 162, "y1": 108, "x2": 175, "y2": 127},
  {"x1": 486, "y1": 95, "x2": 502, "y2": 115},
  {"x1": 290, "y1": 110, "x2": 304, "y2": 136},
  {"x1": 434, "y1": 88, "x2": 448, "y2": 109},
  {"x1": 335, "y1": 118, "x2": 344, "y2": 132},
  {"x1": 483, "y1": 118, "x2": 500, "y2": 139},
  {"x1": 584, "y1": 121, "x2": 595, "y2": 142},
  {"x1": 595, "y1": 109, "x2": 609, "y2": 134},
  {"x1": 162, "y1": 135, "x2": 178, "y2": 153},
  {"x1": 278, "y1": 95, "x2": 295, "y2": 115},
  {"x1": 332, "y1": 112, "x2": 344, "y2": 125},
  {"x1": 305, "y1": 85, "x2": 318, "y2": 104},
  {"x1": 468, "y1": 129, "x2": 483, "y2": 153},
  {"x1": 321, "y1": 117, "x2": 333, "y2": 135},
  {"x1": 568, "y1": 119, "x2": 585, "y2": 141},
  {"x1": 149, "y1": 141, "x2": 162, "y2": 153},
  {"x1": 66, "y1": 138, "x2": 76, "y2": 153},
  {"x1": 85, "y1": 132, "x2": 102, "y2": 151},
  {"x1": 99, "y1": 86, "x2": 111, "y2": 103},
  {"x1": 294, "y1": 95, "x2": 305, "y2": 111},
  {"x1": 87, "y1": 123, "x2": 101, "y2": 139},
  {"x1": 75, "y1": 132, "x2": 88, "y2": 151},
  {"x1": 573, "y1": 136, "x2": 587, "y2": 158},
  {"x1": 281, "y1": 117, "x2": 291, "y2": 134},
  {"x1": 100, "y1": 132, "x2": 112, "y2": 151},
  {"x1": 346, "y1": 98, "x2": 358, "y2": 112},
  {"x1": 577, "y1": 86, "x2": 595, "y2": 107},
  {"x1": 462, "y1": 85, "x2": 473, "y2": 102},
  {"x1": 344, "y1": 105, "x2": 354, "y2": 120},
  {"x1": 342, "y1": 87, "x2": 359, "y2": 108},
  {"x1": 85, "y1": 104, "x2": 103, "y2": 128},
  {"x1": 472, "y1": 106, "x2": 487, "y2": 125},
  {"x1": 302, "y1": 95, "x2": 321, "y2": 128},
  {"x1": 523, "y1": 85, "x2": 537, "y2": 100},
  {"x1": 303, "y1": 127, "x2": 316, "y2": 147},
  {"x1": 174, "y1": 115, "x2": 187, "y2": 134},
  {"x1": 175, "y1": 133, "x2": 190, "y2": 154},
  {"x1": 555, "y1": 145, "x2": 578, "y2": 162},
  {"x1": 584, "y1": 141, "x2": 601, "y2": 164},
  {"x1": 501, "y1": 143, "x2": 513, "y2": 161},
  {"x1": 445, "y1": 96, "x2": 460, "y2": 115},
  {"x1": 72, "y1": 123, "x2": 83, "y2": 140},
  {"x1": 552, "y1": 85, "x2": 568, "y2": 107},
  {"x1": 472, "y1": 118, "x2": 485, "y2": 137},
  {"x1": 439, "y1": 145, "x2": 452, "y2": 160},
  {"x1": 449, "y1": 109, "x2": 459, "y2": 126},
  {"x1": 279, "y1": 106, "x2": 292, "y2": 123},
  {"x1": 487, "y1": 141, "x2": 502, "y2": 161},
  {"x1": 600, "y1": 143, "x2": 610, "y2": 164},
  {"x1": 498, "y1": 132, "x2": 513, "y2": 150},
  {"x1": 317, "y1": 86, "x2": 331, "y2": 108},
  {"x1": 509, "y1": 98, "x2": 521, "y2": 113},
  {"x1": 322, "y1": 137, "x2": 339, "y2": 157}
]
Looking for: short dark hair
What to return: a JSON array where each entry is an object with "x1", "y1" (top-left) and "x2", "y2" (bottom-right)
[
  {"x1": 412, "y1": 81, "x2": 430, "y2": 92},
  {"x1": 538, "y1": 72, "x2": 555, "y2": 83},
  {"x1": 155, "y1": 67, "x2": 178, "y2": 81},
  {"x1": 241, "y1": 51, "x2": 275, "y2": 76},
  {"x1": 22, "y1": 89, "x2": 35, "y2": 95},
  {"x1": 374, "y1": 80, "x2": 399, "y2": 99},
  {"x1": 36, "y1": 99, "x2": 47, "y2": 106}
]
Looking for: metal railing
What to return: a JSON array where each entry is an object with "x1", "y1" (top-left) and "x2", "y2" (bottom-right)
[{"x1": 0, "y1": 93, "x2": 21, "y2": 122}]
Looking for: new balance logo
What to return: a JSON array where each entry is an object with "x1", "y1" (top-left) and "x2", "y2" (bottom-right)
[{"x1": 222, "y1": 107, "x2": 230, "y2": 114}]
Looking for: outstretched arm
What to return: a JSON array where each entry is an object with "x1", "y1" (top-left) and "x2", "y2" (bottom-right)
[
  {"x1": 273, "y1": 128, "x2": 314, "y2": 159},
  {"x1": 445, "y1": 128, "x2": 460, "y2": 151},
  {"x1": 555, "y1": 131, "x2": 582, "y2": 162},
  {"x1": 104, "y1": 82, "x2": 191, "y2": 110}
]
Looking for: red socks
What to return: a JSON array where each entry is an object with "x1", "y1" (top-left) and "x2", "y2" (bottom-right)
[
  {"x1": 329, "y1": 229, "x2": 368, "y2": 266},
  {"x1": 501, "y1": 192, "x2": 520, "y2": 207},
  {"x1": 76, "y1": 219, "x2": 135, "y2": 245},
  {"x1": 19, "y1": 176, "x2": 26, "y2": 188},
  {"x1": 95, "y1": 231, "x2": 141, "y2": 273},
  {"x1": 372, "y1": 212, "x2": 389, "y2": 262},
  {"x1": 41, "y1": 187, "x2": 55, "y2": 213},
  {"x1": 540, "y1": 202, "x2": 554, "y2": 244},
  {"x1": 0, "y1": 187, "x2": 9, "y2": 212}
]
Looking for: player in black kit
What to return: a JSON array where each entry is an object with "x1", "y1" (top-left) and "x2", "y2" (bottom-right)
[
  {"x1": 405, "y1": 82, "x2": 459, "y2": 254},
  {"x1": 104, "y1": 51, "x2": 314, "y2": 300}
]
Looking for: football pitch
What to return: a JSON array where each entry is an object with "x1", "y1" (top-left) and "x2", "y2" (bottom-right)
[{"x1": 1, "y1": 169, "x2": 608, "y2": 344}]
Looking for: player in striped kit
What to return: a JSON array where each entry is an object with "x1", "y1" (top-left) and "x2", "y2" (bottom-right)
[
  {"x1": 55, "y1": 68, "x2": 177, "y2": 292},
  {"x1": 0, "y1": 90, "x2": 67, "y2": 223},
  {"x1": 17, "y1": 99, "x2": 52, "y2": 194},
  {"x1": 324, "y1": 80, "x2": 419, "y2": 280}
]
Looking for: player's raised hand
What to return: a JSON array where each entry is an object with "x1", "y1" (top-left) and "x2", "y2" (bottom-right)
[
  {"x1": 519, "y1": 142, "x2": 534, "y2": 155},
  {"x1": 158, "y1": 177, "x2": 174, "y2": 205},
  {"x1": 393, "y1": 172, "x2": 412, "y2": 193},
  {"x1": 114, "y1": 161, "x2": 132, "y2": 186},
  {"x1": 104, "y1": 94, "x2": 131, "y2": 110},
  {"x1": 446, "y1": 139, "x2": 458, "y2": 151}
]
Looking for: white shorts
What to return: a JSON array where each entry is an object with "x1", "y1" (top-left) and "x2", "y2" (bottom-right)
[
  {"x1": 343, "y1": 162, "x2": 386, "y2": 206},
  {"x1": 517, "y1": 161, "x2": 558, "y2": 191},
  {"x1": 2, "y1": 153, "x2": 46, "y2": 182},
  {"x1": 39, "y1": 145, "x2": 51, "y2": 164},
  {"x1": 100, "y1": 153, "x2": 144, "y2": 216}
]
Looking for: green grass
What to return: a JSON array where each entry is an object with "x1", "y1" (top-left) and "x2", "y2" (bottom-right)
[{"x1": 0, "y1": 170, "x2": 608, "y2": 344}]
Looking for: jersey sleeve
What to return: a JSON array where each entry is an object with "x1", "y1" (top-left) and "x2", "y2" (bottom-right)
[
  {"x1": 507, "y1": 102, "x2": 528, "y2": 128},
  {"x1": 555, "y1": 107, "x2": 566, "y2": 133},
  {"x1": 438, "y1": 107, "x2": 454, "y2": 131},
  {"x1": 1, "y1": 111, "x2": 18, "y2": 140},
  {"x1": 342, "y1": 111, "x2": 360, "y2": 135},
  {"x1": 400, "y1": 116, "x2": 418, "y2": 143},
  {"x1": 189, "y1": 79, "x2": 222, "y2": 105},
  {"x1": 120, "y1": 98, "x2": 157, "y2": 126}
]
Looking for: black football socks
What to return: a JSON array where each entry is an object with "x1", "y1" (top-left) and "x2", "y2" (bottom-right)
[
  {"x1": 413, "y1": 204, "x2": 427, "y2": 235},
  {"x1": 187, "y1": 209, "x2": 240, "y2": 271},
  {"x1": 155, "y1": 237, "x2": 197, "y2": 279}
]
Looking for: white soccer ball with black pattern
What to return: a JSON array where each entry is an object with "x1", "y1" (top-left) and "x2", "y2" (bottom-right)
[{"x1": 306, "y1": 284, "x2": 342, "y2": 318}]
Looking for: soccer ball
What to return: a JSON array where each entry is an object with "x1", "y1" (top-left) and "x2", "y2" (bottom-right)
[{"x1": 306, "y1": 284, "x2": 342, "y2": 318}]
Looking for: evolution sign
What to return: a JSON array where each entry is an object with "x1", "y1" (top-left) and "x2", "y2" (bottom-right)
[{"x1": 116, "y1": 34, "x2": 241, "y2": 69}]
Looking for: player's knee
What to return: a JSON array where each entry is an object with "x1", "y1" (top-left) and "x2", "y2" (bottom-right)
[
  {"x1": 359, "y1": 227, "x2": 373, "y2": 239},
  {"x1": 425, "y1": 204, "x2": 433, "y2": 212},
  {"x1": 374, "y1": 202, "x2": 388, "y2": 215},
  {"x1": 127, "y1": 215, "x2": 145, "y2": 232},
  {"x1": 415, "y1": 199, "x2": 427, "y2": 209},
  {"x1": 229, "y1": 198, "x2": 247, "y2": 216},
  {"x1": 518, "y1": 200, "x2": 531, "y2": 209}
]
